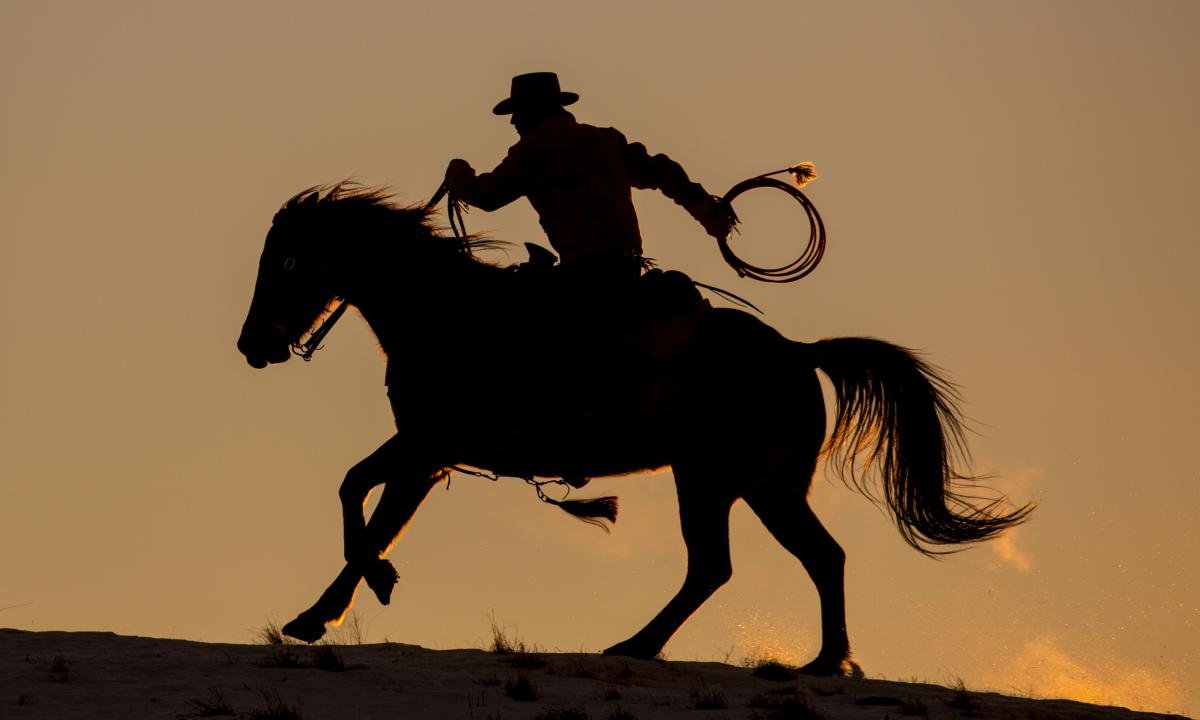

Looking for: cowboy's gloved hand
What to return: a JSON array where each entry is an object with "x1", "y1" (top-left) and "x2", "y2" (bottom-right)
[
  {"x1": 687, "y1": 195, "x2": 735, "y2": 241},
  {"x1": 444, "y1": 158, "x2": 475, "y2": 196}
]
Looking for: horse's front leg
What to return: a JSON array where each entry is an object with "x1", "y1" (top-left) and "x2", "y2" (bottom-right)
[
  {"x1": 283, "y1": 435, "x2": 443, "y2": 643},
  {"x1": 339, "y1": 435, "x2": 442, "y2": 574}
]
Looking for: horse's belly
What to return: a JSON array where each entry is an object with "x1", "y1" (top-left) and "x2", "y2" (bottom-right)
[{"x1": 454, "y1": 409, "x2": 673, "y2": 480}]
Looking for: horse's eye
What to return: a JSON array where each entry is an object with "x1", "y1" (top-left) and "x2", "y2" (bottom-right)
[{"x1": 282, "y1": 257, "x2": 296, "y2": 272}]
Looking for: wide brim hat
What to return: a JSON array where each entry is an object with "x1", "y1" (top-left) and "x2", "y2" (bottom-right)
[{"x1": 493, "y1": 72, "x2": 579, "y2": 115}]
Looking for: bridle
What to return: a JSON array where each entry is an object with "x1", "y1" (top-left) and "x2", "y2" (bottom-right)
[{"x1": 290, "y1": 301, "x2": 350, "y2": 361}]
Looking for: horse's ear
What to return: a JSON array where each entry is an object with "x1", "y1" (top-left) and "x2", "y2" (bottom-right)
[{"x1": 302, "y1": 190, "x2": 321, "y2": 207}]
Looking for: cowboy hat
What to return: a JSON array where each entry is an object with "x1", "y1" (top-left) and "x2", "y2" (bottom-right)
[{"x1": 493, "y1": 72, "x2": 579, "y2": 115}]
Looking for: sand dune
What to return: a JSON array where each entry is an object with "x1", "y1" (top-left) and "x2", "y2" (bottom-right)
[{"x1": 1, "y1": 629, "x2": 1188, "y2": 719}]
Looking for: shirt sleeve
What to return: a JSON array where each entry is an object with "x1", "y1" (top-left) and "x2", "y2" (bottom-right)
[
  {"x1": 624, "y1": 136, "x2": 709, "y2": 208},
  {"x1": 457, "y1": 140, "x2": 532, "y2": 211}
]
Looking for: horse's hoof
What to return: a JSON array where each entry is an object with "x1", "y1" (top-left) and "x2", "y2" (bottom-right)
[
  {"x1": 602, "y1": 639, "x2": 658, "y2": 660},
  {"x1": 364, "y1": 558, "x2": 399, "y2": 606},
  {"x1": 282, "y1": 614, "x2": 327, "y2": 644},
  {"x1": 798, "y1": 655, "x2": 857, "y2": 677}
]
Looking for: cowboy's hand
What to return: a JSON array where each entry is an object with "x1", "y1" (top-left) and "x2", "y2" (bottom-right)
[
  {"x1": 688, "y1": 195, "x2": 734, "y2": 241},
  {"x1": 444, "y1": 158, "x2": 475, "y2": 195}
]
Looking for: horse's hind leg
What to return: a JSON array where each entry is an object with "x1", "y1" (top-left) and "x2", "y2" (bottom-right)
[
  {"x1": 743, "y1": 469, "x2": 850, "y2": 676},
  {"x1": 603, "y1": 470, "x2": 735, "y2": 659}
]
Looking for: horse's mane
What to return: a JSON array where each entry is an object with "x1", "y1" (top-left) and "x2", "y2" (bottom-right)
[{"x1": 275, "y1": 181, "x2": 507, "y2": 261}]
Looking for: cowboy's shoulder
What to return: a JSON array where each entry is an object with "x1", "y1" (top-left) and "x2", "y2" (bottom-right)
[{"x1": 569, "y1": 120, "x2": 629, "y2": 146}]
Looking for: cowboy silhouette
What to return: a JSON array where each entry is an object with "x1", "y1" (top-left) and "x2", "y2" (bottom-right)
[{"x1": 444, "y1": 72, "x2": 733, "y2": 280}]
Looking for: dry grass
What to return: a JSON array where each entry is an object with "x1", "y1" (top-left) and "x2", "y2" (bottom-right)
[
  {"x1": 179, "y1": 687, "x2": 235, "y2": 718},
  {"x1": 310, "y1": 643, "x2": 346, "y2": 672},
  {"x1": 748, "y1": 658, "x2": 800, "y2": 682},
  {"x1": 504, "y1": 673, "x2": 540, "y2": 702},
  {"x1": 488, "y1": 611, "x2": 536, "y2": 655},
  {"x1": 254, "y1": 620, "x2": 291, "y2": 647},
  {"x1": 944, "y1": 678, "x2": 983, "y2": 717},
  {"x1": 689, "y1": 682, "x2": 726, "y2": 710}
]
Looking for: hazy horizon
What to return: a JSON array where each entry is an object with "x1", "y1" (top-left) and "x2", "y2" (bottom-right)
[{"x1": 2, "y1": 2, "x2": 1196, "y2": 715}]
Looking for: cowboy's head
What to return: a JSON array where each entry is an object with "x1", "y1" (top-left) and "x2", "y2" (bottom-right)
[{"x1": 493, "y1": 72, "x2": 578, "y2": 135}]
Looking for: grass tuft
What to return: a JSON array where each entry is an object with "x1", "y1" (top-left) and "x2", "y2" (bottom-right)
[
  {"x1": 750, "y1": 659, "x2": 799, "y2": 682},
  {"x1": 179, "y1": 687, "x2": 235, "y2": 718},
  {"x1": 255, "y1": 620, "x2": 288, "y2": 646},
  {"x1": 944, "y1": 678, "x2": 983, "y2": 717},
  {"x1": 900, "y1": 695, "x2": 929, "y2": 716},
  {"x1": 243, "y1": 689, "x2": 301, "y2": 720},
  {"x1": 504, "y1": 673, "x2": 540, "y2": 702},
  {"x1": 330, "y1": 610, "x2": 368, "y2": 645},
  {"x1": 310, "y1": 643, "x2": 346, "y2": 672},
  {"x1": 488, "y1": 611, "x2": 536, "y2": 654},
  {"x1": 690, "y1": 683, "x2": 726, "y2": 710}
]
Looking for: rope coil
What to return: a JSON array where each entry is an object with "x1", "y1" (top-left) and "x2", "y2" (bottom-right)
[{"x1": 716, "y1": 163, "x2": 826, "y2": 283}]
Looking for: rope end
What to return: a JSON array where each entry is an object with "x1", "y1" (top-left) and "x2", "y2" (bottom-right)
[{"x1": 788, "y1": 162, "x2": 817, "y2": 189}]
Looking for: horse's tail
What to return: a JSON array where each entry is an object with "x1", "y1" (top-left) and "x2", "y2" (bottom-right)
[{"x1": 807, "y1": 337, "x2": 1032, "y2": 555}]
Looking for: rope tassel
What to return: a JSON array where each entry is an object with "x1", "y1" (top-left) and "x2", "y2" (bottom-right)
[
  {"x1": 788, "y1": 161, "x2": 817, "y2": 188},
  {"x1": 546, "y1": 495, "x2": 619, "y2": 532}
]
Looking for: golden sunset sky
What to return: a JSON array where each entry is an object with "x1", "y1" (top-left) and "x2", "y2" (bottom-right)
[{"x1": 1, "y1": 2, "x2": 1196, "y2": 715}]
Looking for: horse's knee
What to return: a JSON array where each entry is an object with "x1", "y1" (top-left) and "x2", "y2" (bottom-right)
[{"x1": 339, "y1": 463, "x2": 374, "y2": 505}]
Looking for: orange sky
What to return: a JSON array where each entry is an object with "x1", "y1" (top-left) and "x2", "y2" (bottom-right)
[{"x1": 1, "y1": 2, "x2": 1196, "y2": 715}]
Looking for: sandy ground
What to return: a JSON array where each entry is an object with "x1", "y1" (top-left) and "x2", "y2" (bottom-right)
[{"x1": 0, "y1": 629, "x2": 1189, "y2": 720}]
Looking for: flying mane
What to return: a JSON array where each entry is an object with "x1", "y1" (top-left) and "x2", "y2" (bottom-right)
[{"x1": 273, "y1": 181, "x2": 507, "y2": 262}]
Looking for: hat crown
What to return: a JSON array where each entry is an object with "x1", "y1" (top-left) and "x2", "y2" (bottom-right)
[
  {"x1": 493, "y1": 72, "x2": 579, "y2": 115},
  {"x1": 510, "y1": 72, "x2": 563, "y2": 101}
]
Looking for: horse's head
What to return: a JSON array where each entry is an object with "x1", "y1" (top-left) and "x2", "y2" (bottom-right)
[
  {"x1": 238, "y1": 183, "x2": 498, "y2": 368},
  {"x1": 237, "y1": 187, "x2": 341, "y2": 369}
]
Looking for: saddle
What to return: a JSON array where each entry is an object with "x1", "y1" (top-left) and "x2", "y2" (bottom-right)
[{"x1": 508, "y1": 242, "x2": 708, "y2": 363}]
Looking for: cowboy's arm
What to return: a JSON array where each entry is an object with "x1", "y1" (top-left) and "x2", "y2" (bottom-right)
[
  {"x1": 445, "y1": 143, "x2": 530, "y2": 211},
  {"x1": 624, "y1": 140, "x2": 732, "y2": 240}
]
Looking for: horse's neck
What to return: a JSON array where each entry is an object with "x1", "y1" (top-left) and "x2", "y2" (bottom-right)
[{"x1": 346, "y1": 255, "x2": 489, "y2": 359}]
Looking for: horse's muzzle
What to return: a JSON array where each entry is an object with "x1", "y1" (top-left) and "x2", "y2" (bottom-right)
[{"x1": 237, "y1": 322, "x2": 292, "y2": 369}]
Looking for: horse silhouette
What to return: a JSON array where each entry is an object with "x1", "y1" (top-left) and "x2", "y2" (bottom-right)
[{"x1": 236, "y1": 183, "x2": 1031, "y2": 675}]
